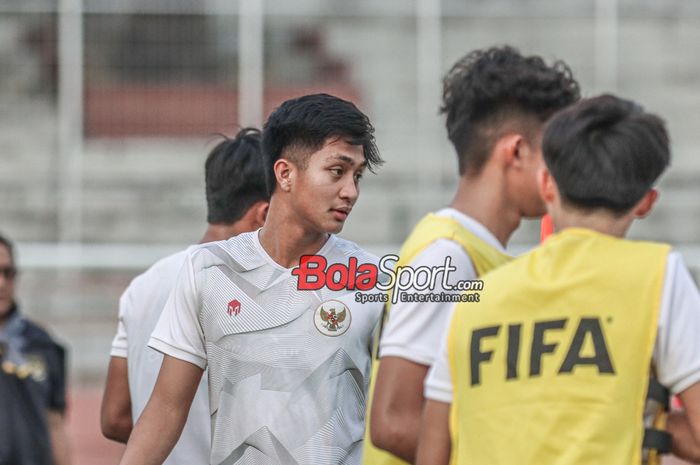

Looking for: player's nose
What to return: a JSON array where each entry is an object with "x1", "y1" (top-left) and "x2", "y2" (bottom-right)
[{"x1": 339, "y1": 176, "x2": 359, "y2": 204}]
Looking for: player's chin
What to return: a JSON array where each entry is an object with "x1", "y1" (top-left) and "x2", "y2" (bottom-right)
[
  {"x1": 523, "y1": 201, "x2": 547, "y2": 218},
  {"x1": 326, "y1": 219, "x2": 346, "y2": 234}
]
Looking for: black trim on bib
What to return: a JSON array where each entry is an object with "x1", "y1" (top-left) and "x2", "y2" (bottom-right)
[{"x1": 643, "y1": 428, "x2": 672, "y2": 454}]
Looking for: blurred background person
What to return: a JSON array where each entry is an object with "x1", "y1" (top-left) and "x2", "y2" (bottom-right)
[
  {"x1": 0, "y1": 233, "x2": 71, "y2": 465},
  {"x1": 100, "y1": 128, "x2": 269, "y2": 465}
]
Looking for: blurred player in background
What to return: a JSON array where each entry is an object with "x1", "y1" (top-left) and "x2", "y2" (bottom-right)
[
  {"x1": 364, "y1": 46, "x2": 580, "y2": 464},
  {"x1": 0, "y1": 233, "x2": 71, "y2": 465},
  {"x1": 100, "y1": 128, "x2": 269, "y2": 464},
  {"x1": 417, "y1": 95, "x2": 700, "y2": 465},
  {"x1": 118, "y1": 93, "x2": 384, "y2": 465}
]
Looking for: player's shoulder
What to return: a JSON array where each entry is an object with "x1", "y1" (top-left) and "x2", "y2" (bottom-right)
[
  {"x1": 128, "y1": 249, "x2": 189, "y2": 290},
  {"x1": 411, "y1": 238, "x2": 471, "y2": 265},
  {"x1": 664, "y1": 250, "x2": 692, "y2": 286},
  {"x1": 327, "y1": 235, "x2": 379, "y2": 266},
  {"x1": 190, "y1": 230, "x2": 266, "y2": 272},
  {"x1": 19, "y1": 315, "x2": 63, "y2": 353}
]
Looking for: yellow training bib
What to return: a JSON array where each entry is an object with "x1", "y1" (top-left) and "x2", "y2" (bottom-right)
[
  {"x1": 448, "y1": 228, "x2": 669, "y2": 465},
  {"x1": 363, "y1": 213, "x2": 511, "y2": 465}
]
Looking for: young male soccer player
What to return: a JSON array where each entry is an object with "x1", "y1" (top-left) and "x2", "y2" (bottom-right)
[
  {"x1": 417, "y1": 95, "x2": 700, "y2": 465},
  {"x1": 118, "y1": 93, "x2": 384, "y2": 465},
  {"x1": 100, "y1": 128, "x2": 269, "y2": 464},
  {"x1": 364, "y1": 46, "x2": 580, "y2": 464}
]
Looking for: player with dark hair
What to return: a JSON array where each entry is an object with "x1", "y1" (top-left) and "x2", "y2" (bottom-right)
[
  {"x1": 418, "y1": 95, "x2": 700, "y2": 465},
  {"x1": 101, "y1": 128, "x2": 269, "y2": 464},
  {"x1": 118, "y1": 93, "x2": 384, "y2": 465},
  {"x1": 364, "y1": 46, "x2": 580, "y2": 464},
  {"x1": 261, "y1": 93, "x2": 382, "y2": 196},
  {"x1": 204, "y1": 129, "x2": 270, "y2": 227},
  {"x1": 0, "y1": 233, "x2": 70, "y2": 465}
]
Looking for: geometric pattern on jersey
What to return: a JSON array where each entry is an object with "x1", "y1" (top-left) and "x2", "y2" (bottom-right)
[
  {"x1": 214, "y1": 349, "x2": 363, "y2": 465},
  {"x1": 192, "y1": 232, "x2": 380, "y2": 465}
]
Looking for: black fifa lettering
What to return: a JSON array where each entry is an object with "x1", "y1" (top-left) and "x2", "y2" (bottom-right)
[
  {"x1": 530, "y1": 319, "x2": 567, "y2": 376},
  {"x1": 506, "y1": 324, "x2": 522, "y2": 380},
  {"x1": 559, "y1": 318, "x2": 615, "y2": 374},
  {"x1": 470, "y1": 326, "x2": 500, "y2": 386}
]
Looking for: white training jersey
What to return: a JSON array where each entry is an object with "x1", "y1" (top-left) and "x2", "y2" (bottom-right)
[
  {"x1": 379, "y1": 208, "x2": 507, "y2": 366},
  {"x1": 150, "y1": 231, "x2": 383, "y2": 465},
  {"x1": 425, "y1": 251, "x2": 700, "y2": 403},
  {"x1": 110, "y1": 249, "x2": 210, "y2": 465}
]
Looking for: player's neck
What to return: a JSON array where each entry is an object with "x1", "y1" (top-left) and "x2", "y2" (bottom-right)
[
  {"x1": 449, "y1": 174, "x2": 520, "y2": 248},
  {"x1": 258, "y1": 200, "x2": 329, "y2": 269},
  {"x1": 553, "y1": 207, "x2": 633, "y2": 239},
  {"x1": 199, "y1": 223, "x2": 243, "y2": 244}
]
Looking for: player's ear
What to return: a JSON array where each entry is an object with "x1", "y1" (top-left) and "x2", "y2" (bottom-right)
[
  {"x1": 254, "y1": 201, "x2": 269, "y2": 228},
  {"x1": 633, "y1": 189, "x2": 658, "y2": 219},
  {"x1": 494, "y1": 133, "x2": 522, "y2": 169},
  {"x1": 538, "y1": 168, "x2": 556, "y2": 204},
  {"x1": 274, "y1": 158, "x2": 294, "y2": 192}
]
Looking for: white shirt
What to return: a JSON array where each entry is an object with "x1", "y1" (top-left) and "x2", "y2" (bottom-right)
[
  {"x1": 379, "y1": 208, "x2": 507, "y2": 366},
  {"x1": 110, "y1": 249, "x2": 210, "y2": 465},
  {"x1": 425, "y1": 251, "x2": 700, "y2": 402},
  {"x1": 149, "y1": 231, "x2": 383, "y2": 465}
]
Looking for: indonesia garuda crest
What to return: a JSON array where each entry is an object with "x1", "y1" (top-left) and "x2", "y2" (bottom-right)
[{"x1": 313, "y1": 300, "x2": 351, "y2": 336}]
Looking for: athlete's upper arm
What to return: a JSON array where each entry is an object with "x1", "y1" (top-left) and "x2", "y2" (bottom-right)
[
  {"x1": 101, "y1": 356, "x2": 133, "y2": 443},
  {"x1": 654, "y1": 252, "x2": 700, "y2": 394},
  {"x1": 111, "y1": 284, "x2": 135, "y2": 358},
  {"x1": 149, "y1": 251, "x2": 207, "y2": 369},
  {"x1": 424, "y1": 309, "x2": 455, "y2": 404},
  {"x1": 672, "y1": 381, "x2": 700, "y2": 460},
  {"x1": 370, "y1": 356, "x2": 430, "y2": 460}
]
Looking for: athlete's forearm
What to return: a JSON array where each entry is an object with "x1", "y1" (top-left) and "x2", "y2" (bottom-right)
[
  {"x1": 415, "y1": 400, "x2": 451, "y2": 465},
  {"x1": 119, "y1": 355, "x2": 203, "y2": 465},
  {"x1": 119, "y1": 393, "x2": 190, "y2": 465},
  {"x1": 48, "y1": 411, "x2": 72, "y2": 465},
  {"x1": 371, "y1": 411, "x2": 422, "y2": 462},
  {"x1": 101, "y1": 357, "x2": 133, "y2": 443}
]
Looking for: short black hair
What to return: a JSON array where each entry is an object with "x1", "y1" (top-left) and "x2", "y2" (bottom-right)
[
  {"x1": 0, "y1": 233, "x2": 14, "y2": 265},
  {"x1": 543, "y1": 94, "x2": 670, "y2": 214},
  {"x1": 205, "y1": 127, "x2": 269, "y2": 225},
  {"x1": 261, "y1": 93, "x2": 382, "y2": 194},
  {"x1": 441, "y1": 45, "x2": 580, "y2": 175}
]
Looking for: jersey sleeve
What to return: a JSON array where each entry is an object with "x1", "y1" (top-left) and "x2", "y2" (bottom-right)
[
  {"x1": 423, "y1": 305, "x2": 456, "y2": 403},
  {"x1": 148, "y1": 250, "x2": 208, "y2": 369},
  {"x1": 654, "y1": 251, "x2": 700, "y2": 394},
  {"x1": 109, "y1": 285, "x2": 132, "y2": 358},
  {"x1": 48, "y1": 342, "x2": 67, "y2": 412},
  {"x1": 378, "y1": 239, "x2": 476, "y2": 366}
]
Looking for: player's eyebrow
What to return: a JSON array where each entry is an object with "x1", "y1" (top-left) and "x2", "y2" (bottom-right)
[{"x1": 328, "y1": 153, "x2": 368, "y2": 168}]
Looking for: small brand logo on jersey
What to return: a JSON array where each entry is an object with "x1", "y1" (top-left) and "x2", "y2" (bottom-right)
[
  {"x1": 227, "y1": 299, "x2": 241, "y2": 316},
  {"x1": 313, "y1": 300, "x2": 351, "y2": 336}
]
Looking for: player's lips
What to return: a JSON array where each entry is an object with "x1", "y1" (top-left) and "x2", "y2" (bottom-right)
[{"x1": 331, "y1": 207, "x2": 351, "y2": 221}]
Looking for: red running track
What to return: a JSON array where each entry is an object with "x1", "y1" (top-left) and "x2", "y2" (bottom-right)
[{"x1": 65, "y1": 387, "x2": 690, "y2": 465}]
